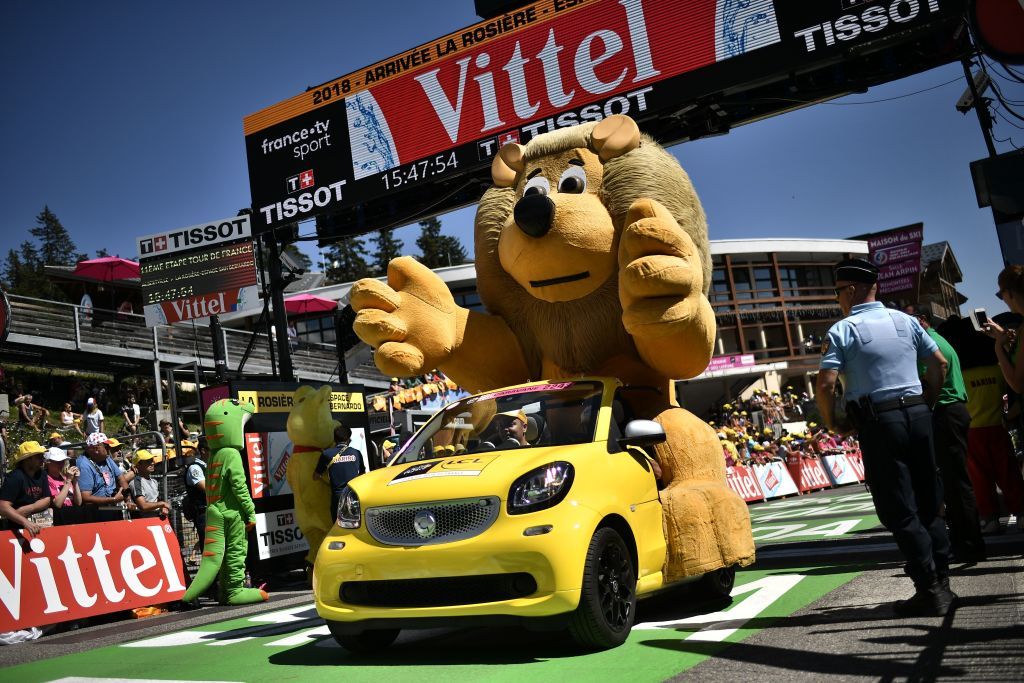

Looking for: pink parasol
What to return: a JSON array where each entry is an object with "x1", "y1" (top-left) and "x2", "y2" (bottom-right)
[
  {"x1": 73, "y1": 256, "x2": 140, "y2": 282},
  {"x1": 284, "y1": 293, "x2": 338, "y2": 316}
]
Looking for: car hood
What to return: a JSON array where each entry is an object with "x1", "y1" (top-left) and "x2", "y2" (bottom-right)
[{"x1": 350, "y1": 445, "x2": 587, "y2": 507}]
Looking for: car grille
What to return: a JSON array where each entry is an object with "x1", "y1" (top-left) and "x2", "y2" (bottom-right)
[
  {"x1": 340, "y1": 573, "x2": 538, "y2": 608},
  {"x1": 365, "y1": 496, "x2": 500, "y2": 546}
]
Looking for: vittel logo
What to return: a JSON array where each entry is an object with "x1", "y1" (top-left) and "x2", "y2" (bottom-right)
[{"x1": 413, "y1": 0, "x2": 659, "y2": 144}]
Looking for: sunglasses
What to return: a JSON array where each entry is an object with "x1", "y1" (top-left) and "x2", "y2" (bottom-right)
[{"x1": 833, "y1": 285, "x2": 853, "y2": 297}]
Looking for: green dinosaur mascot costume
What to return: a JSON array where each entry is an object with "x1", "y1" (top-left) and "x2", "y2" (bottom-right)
[{"x1": 183, "y1": 398, "x2": 269, "y2": 605}]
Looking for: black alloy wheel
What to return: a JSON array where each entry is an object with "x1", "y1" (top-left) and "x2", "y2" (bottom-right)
[{"x1": 569, "y1": 527, "x2": 637, "y2": 649}]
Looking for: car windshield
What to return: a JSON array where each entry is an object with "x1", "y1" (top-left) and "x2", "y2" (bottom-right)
[{"x1": 390, "y1": 381, "x2": 604, "y2": 465}]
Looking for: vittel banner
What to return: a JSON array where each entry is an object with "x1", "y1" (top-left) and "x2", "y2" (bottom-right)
[
  {"x1": 0, "y1": 520, "x2": 186, "y2": 631},
  {"x1": 244, "y1": 0, "x2": 960, "y2": 233}
]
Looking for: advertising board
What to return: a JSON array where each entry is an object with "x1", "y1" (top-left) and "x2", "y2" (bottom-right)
[
  {"x1": 752, "y1": 460, "x2": 799, "y2": 499},
  {"x1": 137, "y1": 215, "x2": 261, "y2": 326},
  {"x1": 0, "y1": 519, "x2": 186, "y2": 631},
  {"x1": 865, "y1": 223, "x2": 924, "y2": 299},
  {"x1": 726, "y1": 464, "x2": 764, "y2": 503},
  {"x1": 254, "y1": 508, "x2": 308, "y2": 561},
  {"x1": 821, "y1": 452, "x2": 860, "y2": 486},
  {"x1": 243, "y1": 0, "x2": 965, "y2": 236}
]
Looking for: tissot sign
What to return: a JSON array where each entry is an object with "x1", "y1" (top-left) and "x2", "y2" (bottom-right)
[
  {"x1": 137, "y1": 215, "x2": 261, "y2": 326},
  {"x1": 244, "y1": 0, "x2": 962, "y2": 234}
]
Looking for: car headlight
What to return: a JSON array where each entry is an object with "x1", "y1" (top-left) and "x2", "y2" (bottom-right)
[
  {"x1": 507, "y1": 461, "x2": 574, "y2": 514},
  {"x1": 336, "y1": 486, "x2": 361, "y2": 528}
]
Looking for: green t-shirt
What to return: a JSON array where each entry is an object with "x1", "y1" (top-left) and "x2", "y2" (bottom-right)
[{"x1": 920, "y1": 328, "x2": 967, "y2": 405}]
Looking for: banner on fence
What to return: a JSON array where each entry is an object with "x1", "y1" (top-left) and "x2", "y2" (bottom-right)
[
  {"x1": 726, "y1": 465, "x2": 764, "y2": 503},
  {"x1": 846, "y1": 450, "x2": 866, "y2": 482},
  {"x1": 0, "y1": 519, "x2": 186, "y2": 631},
  {"x1": 752, "y1": 460, "x2": 799, "y2": 499},
  {"x1": 787, "y1": 455, "x2": 832, "y2": 493},
  {"x1": 821, "y1": 452, "x2": 860, "y2": 486}
]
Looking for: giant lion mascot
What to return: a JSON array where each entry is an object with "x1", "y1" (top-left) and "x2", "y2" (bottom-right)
[{"x1": 351, "y1": 114, "x2": 753, "y2": 580}]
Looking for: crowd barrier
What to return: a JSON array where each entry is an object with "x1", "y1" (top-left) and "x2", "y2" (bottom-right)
[
  {"x1": 0, "y1": 518, "x2": 186, "y2": 632},
  {"x1": 725, "y1": 449, "x2": 866, "y2": 505}
]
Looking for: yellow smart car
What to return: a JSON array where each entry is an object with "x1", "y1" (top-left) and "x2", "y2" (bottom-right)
[{"x1": 314, "y1": 378, "x2": 735, "y2": 652}]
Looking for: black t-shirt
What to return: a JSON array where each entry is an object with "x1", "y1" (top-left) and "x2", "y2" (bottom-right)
[
  {"x1": 0, "y1": 468, "x2": 49, "y2": 518},
  {"x1": 315, "y1": 445, "x2": 365, "y2": 494}
]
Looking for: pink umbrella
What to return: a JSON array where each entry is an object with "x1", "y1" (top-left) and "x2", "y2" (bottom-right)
[
  {"x1": 73, "y1": 256, "x2": 140, "y2": 281},
  {"x1": 284, "y1": 293, "x2": 338, "y2": 316}
]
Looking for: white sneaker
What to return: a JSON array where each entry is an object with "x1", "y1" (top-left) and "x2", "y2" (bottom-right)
[{"x1": 980, "y1": 518, "x2": 1001, "y2": 534}]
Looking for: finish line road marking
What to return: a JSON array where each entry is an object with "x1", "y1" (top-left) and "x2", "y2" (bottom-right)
[
  {"x1": 635, "y1": 574, "x2": 804, "y2": 642},
  {"x1": 50, "y1": 678, "x2": 242, "y2": 683}
]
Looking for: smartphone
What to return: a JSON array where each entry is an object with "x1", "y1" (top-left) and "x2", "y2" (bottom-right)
[{"x1": 971, "y1": 307, "x2": 988, "y2": 332}]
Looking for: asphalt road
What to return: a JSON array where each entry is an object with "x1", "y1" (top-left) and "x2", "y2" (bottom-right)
[{"x1": 4, "y1": 485, "x2": 1023, "y2": 682}]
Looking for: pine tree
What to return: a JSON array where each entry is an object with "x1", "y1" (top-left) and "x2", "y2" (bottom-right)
[
  {"x1": 95, "y1": 247, "x2": 110, "y2": 258},
  {"x1": 416, "y1": 216, "x2": 445, "y2": 268},
  {"x1": 371, "y1": 229, "x2": 404, "y2": 275},
  {"x1": 435, "y1": 235, "x2": 468, "y2": 267},
  {"x1": 2, "y1": 249, "x2": 22, "y2": 291},
  {"x1": 416, "y1": 216, "x2": 468, "y2": 268},
  {"x1": 324, "y1": 235, "x2": 372, "y2": 284},
  {"x1": 30, "y1": 206, "x2": 81, "y2": 267}
]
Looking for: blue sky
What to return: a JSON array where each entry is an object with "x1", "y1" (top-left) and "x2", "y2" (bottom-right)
[{"x1": 2, "y1": 1, "x2": 1023, "y2": 316}]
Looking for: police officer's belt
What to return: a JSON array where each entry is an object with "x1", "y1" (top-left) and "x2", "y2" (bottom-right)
[{"x1": 871, "y1": 394, "x2": 926, "y2": 412}]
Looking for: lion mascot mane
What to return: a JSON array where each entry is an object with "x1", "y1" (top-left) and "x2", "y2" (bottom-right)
[{"x1": 352, "y1": 114, "x2": 753, "y2": 580}]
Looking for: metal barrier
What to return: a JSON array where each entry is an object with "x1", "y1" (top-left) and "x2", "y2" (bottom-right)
[{"x1": 4, "y1": 293, "x2": 340, "y2": 380}]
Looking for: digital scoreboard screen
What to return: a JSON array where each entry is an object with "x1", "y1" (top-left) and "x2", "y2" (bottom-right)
[
  {"x1": 140, "y1": 241, "x2": 257, "y2": 306},
  {"x1": 243, "y1": 0, "x2": 967, "y2": 238}
]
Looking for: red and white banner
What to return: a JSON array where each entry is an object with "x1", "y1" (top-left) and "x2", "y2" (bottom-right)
[
  {"x1": 846, "y1": 450, "x2": 866, "y2": 482},
  {"x1": 0, "y1": 519, "x2": 186, "y2": 631},
  {"x1": 726, "y1": 465, "x2": 764, "y2": 503},
  {"x1": 821, "y1": 452, "x2": 860, "y2": 486},
  {"x1": 752, "y1": 461, "x2": 799, "y2": 500},
  {"x1": 786, "y1": 455, "x2": 832, "y2": 493}
]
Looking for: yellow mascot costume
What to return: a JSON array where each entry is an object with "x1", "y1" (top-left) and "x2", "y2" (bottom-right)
[
  {"x1": 285, "y1": 385, "x2": 339, "y2": 567},
  {"x1": 351, "y1": 114, "x2": 754, "y2": 580}
]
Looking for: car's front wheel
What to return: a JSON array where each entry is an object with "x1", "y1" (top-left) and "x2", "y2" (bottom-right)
[
  {"x1": 568, "y1": 526, "x2": 636, "y2": 649},
  {"x1": 327, "y1": 622, "x2": 400, "y2": 654},
  {"x1": 697, "y1": 565, "x2": 736, "y2": 598}
]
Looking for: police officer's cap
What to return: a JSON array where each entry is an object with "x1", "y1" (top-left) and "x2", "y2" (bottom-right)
[{"x1": 834, "y1": 258, "x2": 878, "y2": 284}]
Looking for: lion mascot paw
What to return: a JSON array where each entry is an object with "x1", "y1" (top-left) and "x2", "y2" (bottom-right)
[
  {"x1": 286, "y1": 385, "x2": 340, "y2": 566},
  {"x1": 352, "y1": 115, "x2": 754, "y2": 580}
]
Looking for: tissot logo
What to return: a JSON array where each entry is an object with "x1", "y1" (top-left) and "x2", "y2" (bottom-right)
[{"x1": 286, "y1": 169, "x2": 315, "y2": 194}]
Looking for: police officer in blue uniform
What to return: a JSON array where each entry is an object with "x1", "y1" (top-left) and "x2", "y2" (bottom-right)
[{"x1": 816, "y1": 258, "x2": 956, "y2": 616}]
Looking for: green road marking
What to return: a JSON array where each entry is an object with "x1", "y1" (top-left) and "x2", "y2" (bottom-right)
[
  {"x1": 9, "y1": 566, "x2": 860, "y2": 683},
  {"x1": 748, "y1": 489, "x2": 881, "y2": 545}
]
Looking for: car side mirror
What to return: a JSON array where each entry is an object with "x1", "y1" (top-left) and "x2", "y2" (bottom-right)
[{"x1": 617, "y1": 419, "x2": 666, "y2": 450}]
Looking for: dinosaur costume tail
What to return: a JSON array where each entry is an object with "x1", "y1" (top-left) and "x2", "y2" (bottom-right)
[{"x1": 182, "y1": 504, "x2": 225, "y2": 603}]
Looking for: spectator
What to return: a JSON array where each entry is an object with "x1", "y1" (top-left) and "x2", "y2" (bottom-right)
[
  {"x1": 60, "y1": 402, "x2": 84, "y2": 437},
  {"x1": 911, "y1": 306, "x2": 986, "y2": 560},
  {"x1": 314, "y1": 425, "x2": 366, "y2": 521},
  {"x1": 17, "y1": 394, "x2": 48, "y2": 431},
  {"x1": 381, "y1": 438, "x2": 397, "y2": 464},
  {"x1": 76, "y1": 432, "x2": 130, "y2": 522},
  {"x1": 182, "y1": 437, "x2": 208, "y2": 560},
  {"x1": 121, "y1": 394, "x2": 141, "y2": 435},
  {"x1": 287, "y1": 323, "x2": 299, "y2": 353},
  {"x1": 105, "y1": 437, "x2": 134, "y2": 485},
  {"x1": 43, "y1": 446, "x2": 84, "y2": 525},
  {"x1": 82, "y1": 398, "x2": 104, "y2": 436},
  {"x1": 47, "y1": 431, "x2": 65, "y2": 449},
  {"x1": 0, "y1": 441, "x2": 51, "y2": 536},
  {"x1": 128, "y1": 450, "x2": 169, "y2": 519}
]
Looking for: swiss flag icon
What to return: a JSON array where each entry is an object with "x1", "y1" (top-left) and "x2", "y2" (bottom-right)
[
  {"x1": 154, "y1": 236, "x2": 167, "y2": 252},
  {"x1": 299, "y1": 170, "x2": 314, "y2": 189},
  {"x1": 498, "y1": 130, "x2": 520, "y2": 147}
]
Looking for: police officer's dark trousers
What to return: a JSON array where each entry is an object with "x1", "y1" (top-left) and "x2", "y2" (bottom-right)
[
  {"x1": 858, "y1": 403, "x2": 951, "y2": 586},
  {"x1": 932, "y1": 401, "x2": 985, "y2": 560}
]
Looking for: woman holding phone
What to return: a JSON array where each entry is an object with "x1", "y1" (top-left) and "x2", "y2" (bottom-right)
[{"x1": 977, "y1": 265, "x2": 1024, "y2": 533}]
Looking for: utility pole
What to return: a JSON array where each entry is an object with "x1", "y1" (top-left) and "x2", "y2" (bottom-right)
[{"x1": 264, "y1": 229, "x2": 295, "y2": 381}]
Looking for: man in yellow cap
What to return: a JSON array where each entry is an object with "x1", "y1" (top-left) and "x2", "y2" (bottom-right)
[
  {"x1": 0, "y1": 441, "x2": 52, "y2": 535},
  {"x1": 129, "y1": 450, "x2": 170, "y2": 519}
]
